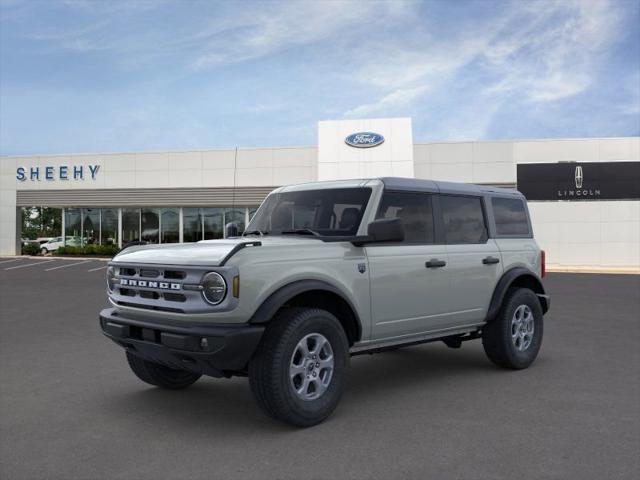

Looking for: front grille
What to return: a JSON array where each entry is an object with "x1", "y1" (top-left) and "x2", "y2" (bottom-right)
[{"x1": 109, "y1": 262, "x2": 236, "y2": 314}]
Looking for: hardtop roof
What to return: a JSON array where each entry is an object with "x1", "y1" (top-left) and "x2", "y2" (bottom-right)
[{"x1": 277, "y1": 177, "x2": 523, "y2": 197}]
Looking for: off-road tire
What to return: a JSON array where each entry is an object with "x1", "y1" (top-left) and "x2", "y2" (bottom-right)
[
  {"x1": 249, "y1": 307, "x2": 350, "y2": 427},
  {"x1": 482, "y1": 287, "x2": 544, "y2": 369},
  {"x1": 126, "y1": 352, "x2": 201, "y2": 389}
]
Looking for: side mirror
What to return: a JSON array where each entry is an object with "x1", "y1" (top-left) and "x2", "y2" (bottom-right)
[
  {"x1": 225, "y1": 222, "x2": 240, "y2": 238},
  {"x1": 354, "y1": 218, "x2": 404, "y2": 245}
]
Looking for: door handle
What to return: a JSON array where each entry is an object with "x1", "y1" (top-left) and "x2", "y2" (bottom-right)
[
  {"x1": 426, "y1": 259, "x2": 446, "y2": 268},
  {"x1": 482, "y1": 256, "x2": 500, "y2": 265}
]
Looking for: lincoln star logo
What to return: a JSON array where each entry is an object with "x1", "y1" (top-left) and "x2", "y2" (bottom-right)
[
  {"x1": 119, "y1": 278, "x2": 181, "y2": 290},
  {"x1": 575, "y1": 166, "x2": 583, "y2": 189},
  {"x1": 345, "y1": 132, "x2": 385, "y2": 148}
]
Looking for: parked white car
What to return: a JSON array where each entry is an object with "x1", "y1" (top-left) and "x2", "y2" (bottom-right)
[{"x1": 40, "y1": 236, "x2": 80, "y2": 254}]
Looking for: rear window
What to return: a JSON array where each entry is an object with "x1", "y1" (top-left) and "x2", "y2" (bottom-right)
[
  {"x1": 440, "y1": 195, "x2": 488, "y2": 244},
  {"x1": 491, "y1": 197, "x2": 531, "y2": 236}
]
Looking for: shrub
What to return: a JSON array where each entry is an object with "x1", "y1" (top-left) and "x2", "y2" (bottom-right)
[
  {"x1": 22, "y1": 243, "x2": 41, "y2": 256},
  {"x1": 56, "y1": 245, "x2": 119, "y2": 257}
]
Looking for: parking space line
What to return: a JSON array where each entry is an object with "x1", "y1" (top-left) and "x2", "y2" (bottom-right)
[
  {"x1": 5, "y1": 260, "x2": 56, "y2": 270},
  {"x1": 44, "y1": 260, "x2": 92, "y2": 271},
  {"x1": 0, "y1": 258, "x2": 24, "y2": 265},
  {"x1": 88, "y1": 265, "x2": 107, "y2": 272}
]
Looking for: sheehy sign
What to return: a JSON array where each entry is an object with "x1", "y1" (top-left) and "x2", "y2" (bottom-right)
[
  {"x1": 16, "y1": 164, "x2": 100, "y2": 182},
  {"x1": 516, "y1": 162, "x2": 640, "y2": 201}
]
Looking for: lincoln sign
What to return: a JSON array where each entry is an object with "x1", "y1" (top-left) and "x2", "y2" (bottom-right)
[{"x1": 516, "y1": 162, "x2": 640, "y2": 201}]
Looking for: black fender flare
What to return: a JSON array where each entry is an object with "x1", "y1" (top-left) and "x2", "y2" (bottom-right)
[
  {"x1": 485, "y1": 268, "x2": 549, "y2": 323},
  {"x1": 248, "y1": 279, "x2": 362, "y2": 340}
]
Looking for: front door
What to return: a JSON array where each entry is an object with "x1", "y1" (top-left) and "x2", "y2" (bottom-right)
[{"x1": 366, "y1": 191, "x2": 452, "y2": 341}]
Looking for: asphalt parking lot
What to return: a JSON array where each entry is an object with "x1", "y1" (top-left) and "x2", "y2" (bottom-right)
[{"x1": 0, "y1": 257, "x2": 638, "y2": 480}]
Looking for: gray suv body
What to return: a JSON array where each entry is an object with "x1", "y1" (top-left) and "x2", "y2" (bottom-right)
[{"x1": 100, "y1": 177, "x2": 550, "y2": 426}]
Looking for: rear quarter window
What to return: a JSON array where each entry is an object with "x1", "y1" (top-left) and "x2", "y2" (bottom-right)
[{"x1": 491, "y1": 197, "x2": 531, "y2": 236}]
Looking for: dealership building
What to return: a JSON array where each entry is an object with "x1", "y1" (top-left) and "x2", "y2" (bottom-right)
[{"x1": 1, "y1": 118, "x2": 638, "y2": 270}]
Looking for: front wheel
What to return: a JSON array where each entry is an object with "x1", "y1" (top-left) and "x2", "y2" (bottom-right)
[
  {"x1": 40, "y1": 248, "x2": 48, "y2": 255},
  {"x1": 249, "y1": 307, "x2": 350, "y2": 427},
  {"x1": 126, "y1": 352, "x2": 201, "y2": 389},
  {"x1": 482, "y1": 288, "x2": 544, "y2": 369}
]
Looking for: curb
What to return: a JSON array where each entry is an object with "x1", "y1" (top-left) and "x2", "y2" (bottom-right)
[
  {"x1": 1, "y1": 255, "x2": 112, "y2": 262},
  {"x1": 546, "y1": 266, "x2": 640, "y2": 275}
]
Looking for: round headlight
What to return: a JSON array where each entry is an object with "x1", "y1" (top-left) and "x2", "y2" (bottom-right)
[
  {"x1": 201, "y1": 272, "x2": 227, "y2": 305},
  {"x1": 106, "y1": 266, "x2": 116, "y2": 292}
]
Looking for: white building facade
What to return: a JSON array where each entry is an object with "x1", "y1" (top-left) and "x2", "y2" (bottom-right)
[{"x1": 1, "y1": 118, "x2": 638, "y2": 270}]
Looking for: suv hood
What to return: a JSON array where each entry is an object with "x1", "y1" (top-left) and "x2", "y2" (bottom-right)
[{"x1": 112, "y1": 236, "x2": 322, "y2": 266}]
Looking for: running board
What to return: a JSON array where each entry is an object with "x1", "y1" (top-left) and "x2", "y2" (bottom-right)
[{"x1": 350, "y1": 324, "x2": 484, "y2": 356}]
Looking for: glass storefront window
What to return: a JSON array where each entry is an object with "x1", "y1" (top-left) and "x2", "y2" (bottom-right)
[
  {"x1": 203, "y1": 208, "x2": 223, "y2": 240},
  {"x1": 101, "y1": 209, "x2": 118, "y2": 246},
  {"x1": 161, "y1": 208, "x2": 179, "y2": 243},
  {"x1": 224, "y1": 208, "x2": 246, "y2": 236},
  {"x1": 248, "y1": 207, "x2": 259, "y2": 221},
  {"x1": 122, "y1": 208, "x2": 140, "y2": 245},
  {"x1": 141, "y1": 208, "x2": 159, "y2": 244},
  {"x1": 64, "y1": 208, "x2": 81, "y2": 246},
  {"x1": 183, "y1": 208, "x2": 202, "y2": 242},
  {"x1": 82, "y1": 208, "x2": 100, "y2": 245}
]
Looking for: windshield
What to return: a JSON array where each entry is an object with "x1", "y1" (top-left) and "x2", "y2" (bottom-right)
[{"x1": 245, "y1": 188, "x2": 372, "y2": 237}]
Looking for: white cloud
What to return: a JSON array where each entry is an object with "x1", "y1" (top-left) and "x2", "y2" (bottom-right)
[
  {"x1": 344, "y1": 85, "x2": 429, "y2": 118},
  {"x1": 189, "y1": 1, "x2": 413, "y2": 71},
  {"x1": 342, "y1": 0, "x2": 626, "y2": 135}
]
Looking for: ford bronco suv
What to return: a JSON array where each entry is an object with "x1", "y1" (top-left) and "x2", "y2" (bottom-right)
[{"x1": 100, "y1": 178, "x2": 549, "y2": 427}]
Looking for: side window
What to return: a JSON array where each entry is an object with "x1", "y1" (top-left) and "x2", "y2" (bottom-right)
[
  {"x1": 440, "y1": 195, "x2": 487, "y2": 244},
  {"x1": 376, "y1": 191, "x2": 435, "y2": 243},
  {"x1": 491, "y1": 197, "x2": 531, "y2": 236}
]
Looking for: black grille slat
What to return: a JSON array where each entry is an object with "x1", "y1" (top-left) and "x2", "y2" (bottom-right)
[
  {"x1": 164, "y1": 270, "x2": 186, "y2": 279},
  {"x1": 163, "y1": 293, "x2": 187, "y2": 303},
  {"x1": 139, "y1": 290, "x2": 160, "y2": 299},
  {"x1": 140, "y1": 269, "x2": 160, "y2": 278}
]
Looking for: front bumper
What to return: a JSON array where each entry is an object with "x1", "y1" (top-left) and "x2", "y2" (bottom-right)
[{"x1": 99, "y1": 308, "x2": 264, "y2": 378}]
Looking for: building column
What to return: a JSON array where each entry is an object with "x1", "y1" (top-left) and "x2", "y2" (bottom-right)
[
  {"x1": 61, "y1": 208, "x2": 66, "y2": 244},
  {"x1": 117, "y1": 208, "x2": 122, "y2": 248},
  {"x1": 178, "y1": 208, "x2": 184, "y2": 243}
]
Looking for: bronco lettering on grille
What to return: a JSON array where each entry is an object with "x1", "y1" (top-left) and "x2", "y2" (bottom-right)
[{"x1": 120, "y1": 278, "x2": 181, "y2": 290}]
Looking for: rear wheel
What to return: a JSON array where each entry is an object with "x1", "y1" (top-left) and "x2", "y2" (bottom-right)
[
  {"x1": 249, "y1": 307, "x2": 350, "y2": 427},
  {"x1": 482, "y1": 288, "x2": 543, "y2": 369},
  {"x1": 126, "y1": 352, "x2": 201, "y2": 389}
]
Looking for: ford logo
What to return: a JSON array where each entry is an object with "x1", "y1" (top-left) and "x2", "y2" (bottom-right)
[{"x1": 345, "y1": 132, "x2": 385, "y2": 148}]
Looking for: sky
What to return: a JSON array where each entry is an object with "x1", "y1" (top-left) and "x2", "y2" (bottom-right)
[{"x1": 0, "y1": 0, "x2": 639, "y2": 155}]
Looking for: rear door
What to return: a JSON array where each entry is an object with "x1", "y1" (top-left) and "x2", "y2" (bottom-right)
[
  {"x1": 366, "y1": 191, "x2": 452, "y2": 340},
  {"x1": 440, "y1": 194, "x2": 503, "y2": 325}
]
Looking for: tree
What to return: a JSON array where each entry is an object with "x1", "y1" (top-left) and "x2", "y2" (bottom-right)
[{"x1": 21, "y1": 207, "x2": 62, "y2": 239}]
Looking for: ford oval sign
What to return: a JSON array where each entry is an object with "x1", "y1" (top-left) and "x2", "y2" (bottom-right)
[{"x1": 345, "y1": 132, "x2": 385, "y2": 148}]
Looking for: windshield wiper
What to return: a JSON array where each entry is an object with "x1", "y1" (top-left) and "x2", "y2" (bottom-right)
[
  {"x1": 281, "y1": 228, "x2": 321, "y2": 237},
  {"x1": 243, "y1": 229, "x2": 268, "y2": 236}
]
